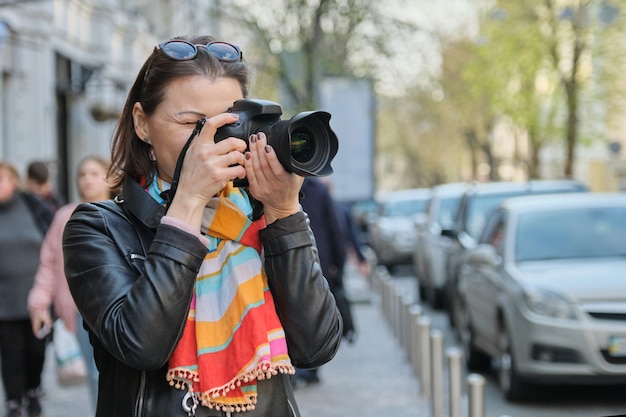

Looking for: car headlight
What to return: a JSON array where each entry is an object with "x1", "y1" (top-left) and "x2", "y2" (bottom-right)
[{"x1": 522, "y1": 288, "x2": 577, "y2": 320}]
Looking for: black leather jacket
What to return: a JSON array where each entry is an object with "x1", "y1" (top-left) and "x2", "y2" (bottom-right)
[{"x1": 63, "y1": 177, "x2": 342, "y2": 417}]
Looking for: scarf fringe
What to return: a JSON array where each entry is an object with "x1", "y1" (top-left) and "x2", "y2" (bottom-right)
[{"x1": 167, "y1": 362, "x2": 295, "y2": 413}]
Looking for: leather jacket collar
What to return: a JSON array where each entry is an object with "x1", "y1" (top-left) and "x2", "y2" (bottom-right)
[{"x1": 117, "y1": 176, "x2": 166, "y2": 229}]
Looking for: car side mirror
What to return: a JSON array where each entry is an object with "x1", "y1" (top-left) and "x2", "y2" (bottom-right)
[{"x1": 468, "y1": 244, "x2": 502, "y2": 266}]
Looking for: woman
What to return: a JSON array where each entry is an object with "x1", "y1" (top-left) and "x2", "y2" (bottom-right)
[
  {"x1": 28, "y1": 155, "x2": 114, "y2": 411},
  {"x1": 0, "y1": 162, "x2": 52, "y2": 417},
  {"x1": 63, "y1": 35, "x2": 343, "y2": 417}
]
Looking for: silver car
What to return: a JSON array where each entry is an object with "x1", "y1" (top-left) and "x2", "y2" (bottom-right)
[
  {"x1": 413, "y1": 182, "x2": 468, "y2": 308},
  {"x1": 445, "y1": 180, "x2": 588, "y2": 329},
  {"x1": 368, "y1": 188, "x2": 430, "y2": 271},
  {"x1": 456, "y1": 193, "x2": 626, "y2": 401}
]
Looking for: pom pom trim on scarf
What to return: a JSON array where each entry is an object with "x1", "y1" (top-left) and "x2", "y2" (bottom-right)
[{"x1": 167, "y1": 362, "x2": 295, "y2": 412}]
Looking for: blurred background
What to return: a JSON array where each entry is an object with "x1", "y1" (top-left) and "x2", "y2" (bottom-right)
[
  {"x1": 5, "y1": 2, "x2": 626, "y2": 416},
  {"x1": 2, "y1": 0, "x2": 626, "y2": 202}
]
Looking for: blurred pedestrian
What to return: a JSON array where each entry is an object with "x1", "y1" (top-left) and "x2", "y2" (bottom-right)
[
  {"x1": 336, "y1": 200, "x2": 371, "y2": 277},
  {"x1": 28, "y1": 155, "x2": 114, "y2": 412},
  {"x1": 0, "y1": 161, "x2": 53, "y2": 417},
  {"x1": 62, "y1": 34, "x2": 342, "y2": 417},
  {"x1": 25, "y1": 161, "x2": 64, "y2": 214},
  {"x1": 296, "y1": 177, "x2": 353, "y2": 386},
  {"x1": 322, "y1": 178, "x2": 371, "y2": 280}
]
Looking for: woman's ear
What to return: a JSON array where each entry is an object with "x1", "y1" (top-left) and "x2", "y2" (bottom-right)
[{"x1": 132, "y1": 102, "x2": 149, "y2": 141}]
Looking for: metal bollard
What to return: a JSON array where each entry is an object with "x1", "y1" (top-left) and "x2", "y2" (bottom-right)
[
  {"x1": 409, "y1": 305, "x2": 422, "y2": 372},
  {"x1": 385, "y1": 277, "x2": 395, "y2": 327},
  {"x1": 446, "y1": 347, "x2": 463, "y2": 417},
  {"x1": 393, "y1": 288, "x2": 403, "y2": 340},
  {"x1": 403, "y1": 297, "x2": 412, "y2": 357},
  {"x1": 382, "y1": 275, "x2": 388, "y2": 322},
  {"x1": 379, "y1": 274, "x2": 386, "y2": 320},
  {"x1": 377, "y1": 265, "x2": 388, "y2": 296},
  {"x1": 381, "y1": 274, "x2": 391, "y2": 324},
  {"x1": 417, "y1": 316, "x2": 431, "y2": 397},
  {"x1": 467, "y1": 373, "x2": 486, "y2": 417},
  {"x1": 399, "y1": 293, "x2": 411, "y2": 349},
  {"x1": 430, "y1": 330, "x2": 444, "y2": 417},
  {"x1": 364, "y1": 248, "x2": 377, "y2": 290}
]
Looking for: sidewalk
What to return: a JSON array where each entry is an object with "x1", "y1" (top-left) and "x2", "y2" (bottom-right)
[
  {"x1": 0, "y1": 345, "x2": 93, "y2": 417},
  {"x1": 294, "y1": 262, "x2": 429, "y2": 417},
  {"x1": 1, "y1": 263, "x2": 426, "y2": 417}
]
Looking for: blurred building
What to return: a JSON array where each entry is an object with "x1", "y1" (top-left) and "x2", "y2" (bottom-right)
[{"x1": 0, "y1": 0, "x2": 219, "y2": 201}]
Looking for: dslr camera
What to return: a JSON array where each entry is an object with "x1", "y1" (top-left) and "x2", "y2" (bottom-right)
[{"x1": 214, "y1": 99, "x2": 339, "y2": 186}]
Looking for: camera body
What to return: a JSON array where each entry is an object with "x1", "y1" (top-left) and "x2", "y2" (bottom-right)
[{"x1": 214, "y1": 99, "x2": 338, "y2": 186}]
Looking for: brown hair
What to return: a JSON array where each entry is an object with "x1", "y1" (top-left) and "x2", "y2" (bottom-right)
[
  {"x1": 108, "y1": 35, "x2": 253, "y2": 189},
  {"x1": 76, "y1": 155, "x2": 119, "y2": 199},
  {"x1": 27, "y1": 161, "x2": 49, "y2": 184},
  {"x1": 0, "y1": 161, "x2": 21, "y2": 186}
]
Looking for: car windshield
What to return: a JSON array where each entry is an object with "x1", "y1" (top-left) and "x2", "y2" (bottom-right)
[
  {"x1": 437, "y1": 196, "x2": 462, "y2": 229},
  {"x1": 466, "y1": 192, "x2": 524, "y2": 239},
  {"x1": 515, "y1": 207, "x2": 626, "y2": 261},
  {"x1": 382, "y1": 199, "x2": 428, "y2": 218}
]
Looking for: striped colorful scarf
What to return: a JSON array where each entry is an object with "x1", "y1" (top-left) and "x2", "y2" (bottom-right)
[{"x1": 146, "y1": 178, "x2": 294, "y2": 413}]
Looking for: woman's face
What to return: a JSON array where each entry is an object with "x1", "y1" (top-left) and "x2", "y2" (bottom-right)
[
  {"x1": 133, "y1": 76, "x2": 244, "y2": 183},
  {"x1": 77, "y1": 159, "x2": 110, "y2": 202},
  {"x1": 0, "y1": 167, "x2": 18, "y2": 203}
]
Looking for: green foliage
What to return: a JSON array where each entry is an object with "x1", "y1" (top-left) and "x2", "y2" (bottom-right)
[
  {"x1": 215, "y1": 0, "x2": 626, "y2": 185},
  {"x1": 431, "y1": 0, "x2": 626, "y2": 179}
]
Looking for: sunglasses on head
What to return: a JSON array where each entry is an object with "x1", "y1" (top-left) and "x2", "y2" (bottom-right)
[{"x1": 156, "y1": 39, "x2": 243, "y2": 62}]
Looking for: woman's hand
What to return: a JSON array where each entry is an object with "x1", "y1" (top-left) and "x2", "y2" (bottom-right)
[
  {"x1": 167, "y1": 113, "x2": 247, "y2": 228},
  {"x1": 30, "y1": 308, "x2": 53, "y2": 338},
  {"x1": 244, "y1": 132, "x2": 303, "y2": 224}
]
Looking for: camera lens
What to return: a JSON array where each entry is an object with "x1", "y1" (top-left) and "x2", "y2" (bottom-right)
[
  {"x1": 265, "y1": 110, "x2": 338, "y2": 177},
  {"x1": 290, "y1": 127, "x2": 316, "y2": 164}
]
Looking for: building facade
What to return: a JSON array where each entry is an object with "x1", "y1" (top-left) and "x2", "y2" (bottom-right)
[{"x1": 0, "y1": 0, "x2": 216, "y2": 200}]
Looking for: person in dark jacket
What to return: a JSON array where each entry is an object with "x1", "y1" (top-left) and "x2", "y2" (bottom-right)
[
  {"x1": 25, "y1": 161, "x2": 64, "y2": 214},
  {"x1": 300, "y1": 178, "x2": 347, "y2": 291},
  {"x1": 63, "y1": 34, "x2": 342, "y2": 417},
  {"x1": 0, "y1": 161, "x2": 53, "y2": 417},
  {"x1": 296, "y1": 178, "x2": 353, "y2": 386}
]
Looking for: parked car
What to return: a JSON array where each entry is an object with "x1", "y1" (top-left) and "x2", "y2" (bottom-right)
[
  {"x1": 412, "y1": 182, "x2": 468, "y2": 308},
  {"x1": 443, "y1": 180, "x2": 588, "y2": 328},
  {"x1": 350, "y1": 198, "x2": 379, "y2": 244},
  {"x1": 367, "y1": 188, "x2": 430, "y2": 271},
  {"x1": 455, "y1": 193, "x2": 626, "y2": 401}
]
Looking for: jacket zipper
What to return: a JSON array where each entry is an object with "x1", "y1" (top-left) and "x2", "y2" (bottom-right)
[
  {"x1": 288, "y1": 398, "x2": 297, "y2": 416},
  {"x1": 134, "y1": 371, "x2": 147, "y2": 417}
]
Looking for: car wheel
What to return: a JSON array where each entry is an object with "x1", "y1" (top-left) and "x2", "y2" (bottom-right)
[
  {"x1": 418, "y1": 283, "x2": 427, "y2": 302},
  {"x1": 457, "y1": 298, "x2": 491, "y2": 371},
  {"x1": 497, "y1": 324, "x2": 528, "y2": 402},
  {"x1": 426, "y1": 285, "x2": 444, "y2": 310}
]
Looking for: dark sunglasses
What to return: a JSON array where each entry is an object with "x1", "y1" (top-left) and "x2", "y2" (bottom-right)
[{"x1": 157, "y1": 39, "x2": 243, "y2": 62}]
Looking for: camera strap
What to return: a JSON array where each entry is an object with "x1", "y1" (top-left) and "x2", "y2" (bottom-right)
[{"x1": 160, "y1": 118, "x2": 207, "y2": 210}]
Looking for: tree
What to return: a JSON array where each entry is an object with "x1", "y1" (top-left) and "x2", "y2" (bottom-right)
[
  {"x1": 469, "y1": 2, "x2": 561, "y2": 179},
  {"x1": 471, "y1": 0, "x2": 626, "y2": 178},
  {"x1": 218, "y1": 0, "x2": 425, "y2": 112}
]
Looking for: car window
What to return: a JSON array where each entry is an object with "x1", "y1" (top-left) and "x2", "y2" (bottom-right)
[
  {"x1": 515, "y1": 207, "x2": 626, "y2": 261},
  {"x1": 479, "y1": 208, "x2": 506, "y2": 246},
  {"x1": 465, "y1": 192, "x2": 523, "y2": 239},
  {"x1": 436, "y1": 196, "x2": 462, "y2": 229},
  {"x1": 382, "y1": 199, "x2": 428, "y2": 217}
]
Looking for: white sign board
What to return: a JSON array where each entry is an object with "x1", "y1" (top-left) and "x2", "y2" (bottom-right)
[{"x1": 319, "y1": 77, "x2": 375, "y2": 202}]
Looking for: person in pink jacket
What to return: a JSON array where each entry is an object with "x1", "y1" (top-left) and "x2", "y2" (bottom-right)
[{"x1": 28, "y1": 155, "x2": 115, "y2": 411}]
